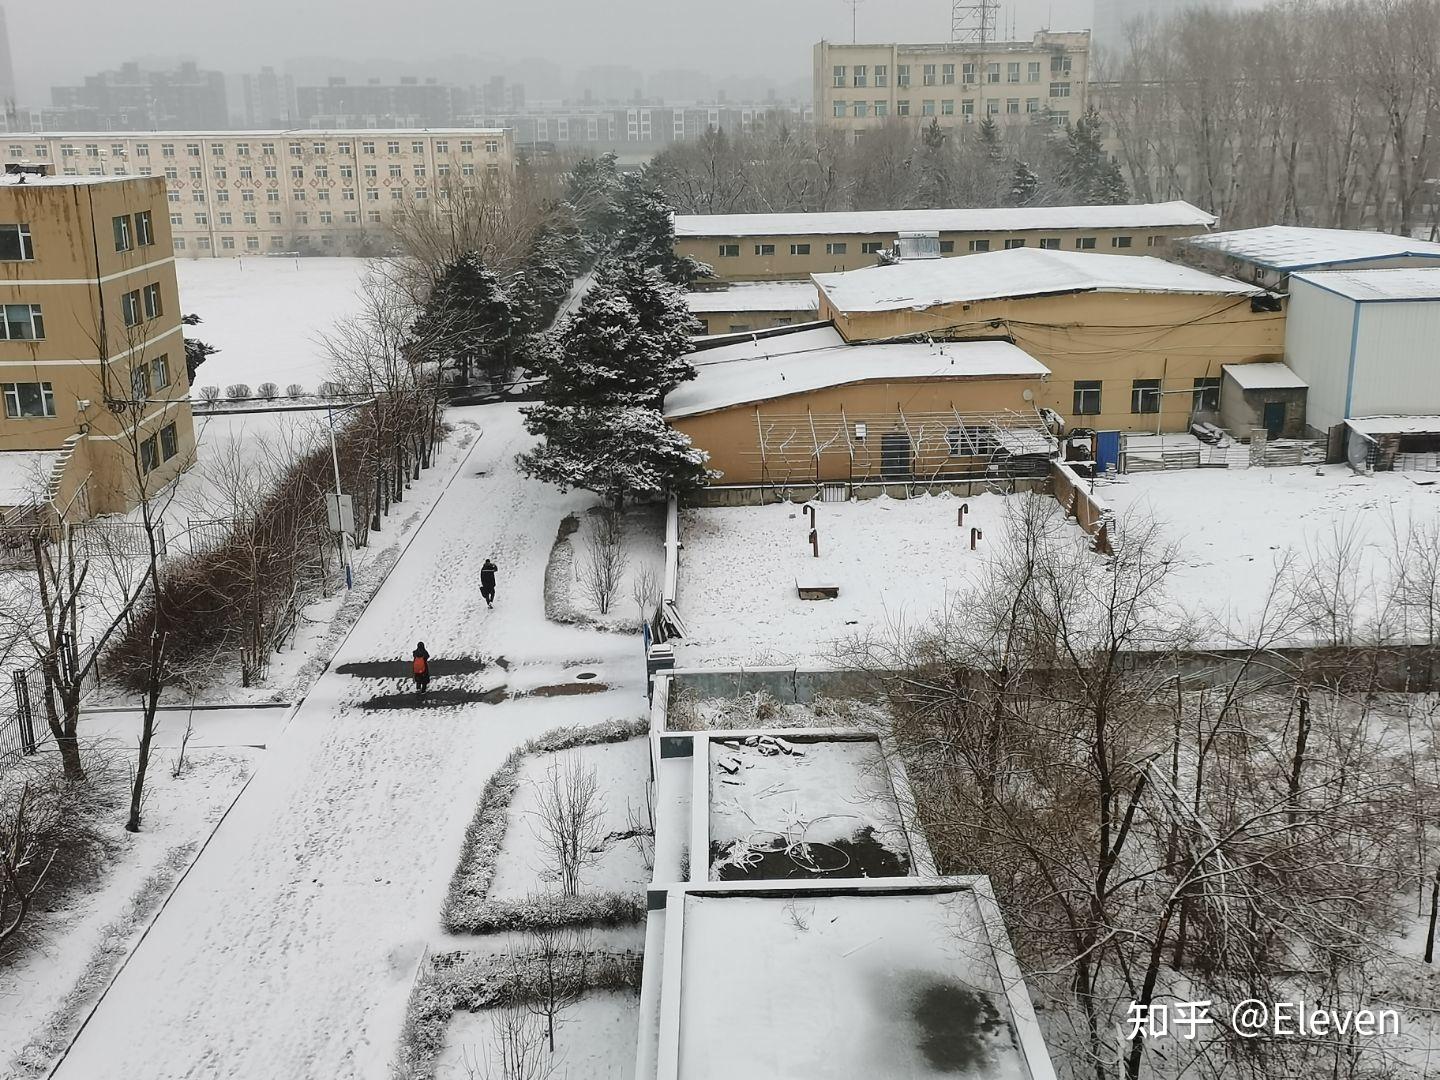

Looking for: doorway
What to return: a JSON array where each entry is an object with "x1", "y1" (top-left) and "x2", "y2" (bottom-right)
[
  {"x1": 1262, "y1": 401, "x2": 1286, "y2": 438},
  {"x1": 880, "y1": 433, "x2": 913, "y2": 480}
]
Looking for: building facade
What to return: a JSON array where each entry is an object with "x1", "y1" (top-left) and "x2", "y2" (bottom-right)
[
  {"x1": 677, "y1": 201, "x2": 1216, "y2": 282},
  {"x1": 296, "y1": 78, "x2": 468, "y2": 129},
  {"x1": 0, "y1": 170, "x2": 195, "y2": 519},
  {"x1": 813, "y1": 32, "x2": 1090, "y2": 142},
  {"x1": 3, "y1": 129, "x2": 514, "y2": 257},
  {"x1": 47, "y1": 62, "x2": 229, "y2": 132}
]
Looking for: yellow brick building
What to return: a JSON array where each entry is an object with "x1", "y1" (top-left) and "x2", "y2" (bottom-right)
[{"x1": 0, "y1": 167, "x2": 195, "y2": 520}]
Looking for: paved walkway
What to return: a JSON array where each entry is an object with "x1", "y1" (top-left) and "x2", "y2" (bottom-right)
[{"x1": 51, "y1": 404, "x2": 646, "y2": 1080}]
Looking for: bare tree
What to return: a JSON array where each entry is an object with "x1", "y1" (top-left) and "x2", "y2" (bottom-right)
[
  {"x1": 576, "y1": 509, "x2": 628, "y2": 617},
  {"x1": 468, "y1": 1005, "x2": 560, "y2": 1080},
  {"x1": 0, "y1": 783, "x2": 56, "y2": 949},
  {"x1": 527, "y1": 757, "x2": 606, "y2": 898},
  {"x1": 630, "y1": 561, "x2": 662, "y2": 629},
  {"x1": 520, "y1": 924, "x2": 593, "y2": 1054}
]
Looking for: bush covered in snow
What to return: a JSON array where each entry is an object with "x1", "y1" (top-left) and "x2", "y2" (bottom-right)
[
  {"x1": 441, "y1": 717, "x2": 646, "y2": 935},
  {"x1": 225, "y1": 383, "x2": 251, "y2": 400},
  {"x1": 257, "y1": 381, "x2": 279, "y2": 401},
  {"x1": 198, "y1": 385, "x2": 220, "y2": 404},
  {"x1": 285, "y1": 383, "x2": 304, "y2": 399}
]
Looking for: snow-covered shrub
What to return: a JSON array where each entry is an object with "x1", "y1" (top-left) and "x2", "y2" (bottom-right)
[
  {"x1": 285, "y1": 383, "x2": 304, "y2": 399},
  {"x1": 257, "y1": 381, "x2": 279, "y2": 401},
  {"x1": 317, "y1": 380, "x2": 342, "y2": 398},
  {"x1": 225, "y1": 383, "x2": 251, "y2": 400},
  {"x1": 198, "y1": 385, "x2": 220, "y2": 404}
]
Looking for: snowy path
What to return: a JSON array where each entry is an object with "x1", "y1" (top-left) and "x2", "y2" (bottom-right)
[{"x1": 46, "y1": 404, "x2": 647, "y2": 1080}]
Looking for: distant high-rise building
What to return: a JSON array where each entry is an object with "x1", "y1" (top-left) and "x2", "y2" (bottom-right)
[
  {"x1": 241, "y1": 67, "x2": 296, "y2": 128},
  {"x1": 0, "y1": 6, "x2": 16, "y2": 109},
  {"x1": 1092, "y1": 0, "x2": 1235, "y2": 53},
  {"x1": 48, "y1": 62, "x2": 229, "y2": 130},
  {"x1": 295, "y1": 77, "x2": 467, "y2": 128}
]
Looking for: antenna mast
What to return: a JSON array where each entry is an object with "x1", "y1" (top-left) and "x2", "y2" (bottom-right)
[
  {"x1": 951, "y1": 0, "x2": 999, "y2": 44},
  {"x1": 843, "y1": 0, "x2": 864, "y2": 43}
]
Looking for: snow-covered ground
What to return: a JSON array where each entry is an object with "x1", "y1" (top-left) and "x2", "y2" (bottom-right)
[
  {"x1": 435, "y1": 989, "x2": 639, "y2": 1080},
  {"x1": 1101, "y1": 464, "x2": 1440, "y2": 636},
  {"x1": 25, "y1": 404, "x2": 651, "y2": 1080},
  {"x1": 176, "y1": 257, "x2": 372, "y2": 397},
  {"x1": 675, "y1": 493, "x2": 1022, "y2": 668}
]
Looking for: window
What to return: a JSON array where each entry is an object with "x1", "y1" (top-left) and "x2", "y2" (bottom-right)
[
  {"x1": 264, "y1": 165, "x2": 278, "y2": 180},
  {"x1": 267, "y1": 190, "x2": 280, "y2": 203},
  {"x1": 1039, "y1": 237, "x2": 1061, "y2": 249},
  {"x1": 121, "y1": 289, "x2": 141, "y2": 326},
  {"x1": 923, "y1": 63, "x2": 936, "y2": 86},
  {"x1": 313, "y1": 142, "x2": 327, "y2": 156},
  {"x1": 269, "y1": 212, "x2": 282, "y2": 225},
  {"x1": 897, "y1": 64, "x2": 910, "y2": 87},
  {"x1": 140, "y1": 435, "x2": 159, "y2": 474},
  {"x1": 218, "y1": 213, "x2": 233, "y2": 226},
  {"x1": 1028, "y1": 61, "x2": 1041, "y2": 82},
  {"x1": 790, "y1": 243, "x2": 811, "y2": 255},
  {"x1": 2, "y1": 381, "x2": 54, "y2": 418},
  {"x1": 130, "y1": 364, "x2": 151, "y2": 400},
  {"x1": 170, "y1": 213, "x2": 183, "y2": 226},
  {"x1": 0, "y1": 224, "x2": 34, "y2": 261},
  {"x1": 135, "y1": 211, "x2": 153, "y2": 246},
  {"x1": 1050, "y1": 82, "x2": 1072, "y2": 98},
  {"x1": 389, "y1": 164, "x2": 402, "y2": 178},
  {"x1": 942, "y1": 99, "x2": 955, "y2": 115},
  {"x1": 942, "y1": 63, "x2": 956, "y2": 85},
  {"x1": 987, "y1": 101, "x2": 1000, "y2": 117},
  {"x1": 271, "y1": 236, "x2": 285, "y2": 248},
  {"x1": 411, "y1": 141, "x2": 424, "y2": 155},
  {"x1": 164, "y1": 166, "x2": 179, "y2": 181},
  {"x1": 197, "y1": 237, "x2": 210, "y2": 249},
  {"x1": 854, "y1": 100, "x2": 869, "y2": 118},
  {"x1": 188, "y1": 166, "x2": 203, "y2": 181},
  {"x1": 1007, "y1": 98, "x2": 1020, "y2": 114},
  {"x1": 1147, "y1": 235, "x2": 1166, "y2": 248},
  {"x1": 962, "y1": 100, "x2": 975, "y2": 119},
  {"x1": 1193, "y1": 377, "x2": 1221, "y2": 412},
  {"x1": 1051, "y1": 54, "x2": 1072, "y2": 75},
  {"x1": 174, "y1": 238, "x2": 185, "y2": 251},
  {"x1": 875, "y1": 101, "x2": 888, "y2": 117},
  {"x1": 1, "y1": 304, "x2": 43, "y2": 340},
  {"x1": 362, "y1": 141, "x2": 376, "y2": 155},
  {"x1": 194, "y1": 212, "x2": 208, "y2": 226},
  {"x1": 962, "y1": 62, "x2": 976, "y2": 83},
  {"x1": 366, "y1": 189, "x2": 379, "y2": 202},
  {"x1": 874, "y1": 64, "x2": 888, "y2": 86},
  {"x1": 289, "y1": 142, "x2": 302, "y2": 157},
  {"x1": 968, "y1": 239, "x2": 990, "y2": 253},
  {"x1": 290, "y1": 165, "x2": 304, "y2": 181},
  {"x1": 826, "y1": 242, "x2": 847, "y2": 255},
  {"x1": 833, "y1": 101, "x2": 846, "y2": 118},
  {"x1": 754, "y1": 243, "x2": 775, "y2": 255},
  {"x1": 340, "y1": 165, "x2": 353, "y2": 180},
  {"x1": 1007, "y1": 62, "x2": 1021, "y2": 83},
  {"x1": 367, "y1": 211, "x2": 381, "y2": 223},
  {"x1": 1132, "y1": 379, "x2": 1161, "y2": 414},
  {"x1": 344, "y1": 210, "x2": 359, "y2": 223},
  {"x1": 1111, "y1": 235, "x2": 1133, "y2": 249},
  {"x1": 113, "y1": 214, "x2": 132, "y2": 252},
  {"x1": 236, "y1": 143, "x2": 250, "y2": 157},
  {"x1": 243, "y1": 211, "x2": 257, "y2": 225},
  {"x1": 853, "y1": 65, "x2": 867, "y2": 87},
  {"x1": 145, "y1": 283, "x2": 161, "y2": 320},
  {"x1": 246, "y1": 236, "x2": 260, "y2": 251},
  {"x1": 987, "y1": 63, "x2": 1001, "y2": 83},
  {"x1": 1004, "y1": 238, "x2": 1026, "y2": 249},
  {"x1": 922, "y1": 100, "x2": 936, "y2": 116},
  {"x1": 1074, "y1": 380, "x2": 1101, "y2": 416},
  {"x1": 861, "y1": 241, "x2": 884, "y2": 254},
  {"x1": 319, "y1": 211, "x2": 333, "y2": 224},
  {"x1": 1075, "y1": 236, "x2": 1096, "y2": 250},
  {"x1": 460, "y1": 139, "x2": 474, "y2": 153},
  {"x1": 412, "y1": 164, "x2": 426, "y2": 178},
  {"x1": 1026, "y1": 98, "x2": 1040, "y2": 114},
  {"x1": 162, "y1": 143, "x2": 178, "y2": 158},
  {"x1": 295, "y1": 212, "x2": 309, "y2": 225},
  {"x1": 718, "y1": 244, "x2": 740, "y2": 257},
  {"x1": 897, "y1": 100, "x2": 910, "y2": 116},
  {"x1": 160, "y1": 422, "x2": 179, "y2": 461},
  {"x1": 939, "y1": 240, "x2": 955, "y2": 253},
  {"x1": 187, "y1": 143, "x2": 201, "y2": 157},
  {"x1": 216, "y1": 190, "x2": 230, "y2": 205},
  {"x1": 337, "y1": 141, "x2": 351, "y2": 155},
  {"x1": 833, "y1": 65, "x2": 846, "y2": 87},
  {"x1": 150, "y1": 353, "x2": 171, "y2": 391},
  {"x1": 261, "y1": 142, "x2": 276, "y2": 157},
  {"x1": 292, "y1": 190, "x2": 306, "y2": 203}
]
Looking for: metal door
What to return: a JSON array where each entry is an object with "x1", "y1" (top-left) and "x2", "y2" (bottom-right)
[
  {"x1": 1095, "y1": 430, "x2": 1121, "y2": 473},
  {"x1": 880, "y1": 433, "x2": 913, "y2": 480},
  {"x1": 1263, "y1": 402, "x2": 1286, "y2": 438}
]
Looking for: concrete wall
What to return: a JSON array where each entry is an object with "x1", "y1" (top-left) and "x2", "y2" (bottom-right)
[
  {"x1": 1283, "y1": 277, "x2": 1358, "y2": 432},
  {"x1": 693, "y1": 307, "x2": 815, "y2": 335},
  {"x1": 684, "y1": 475, "x2": 1050, "y2": 507},
  {"x1": 1353, "y1": 299, "x2": 1440, "y2": 419},
  {"x1": 1218, "y1": 374, "x2": 1307, "y2": 438}
]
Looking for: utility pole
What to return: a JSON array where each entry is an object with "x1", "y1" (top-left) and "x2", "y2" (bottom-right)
[
  {"x1": 843, "y1": 0, "x2": 863, "y2": 43},
  {"x1": 326, "y1": 403, "x2": 354, "y2": 590}
]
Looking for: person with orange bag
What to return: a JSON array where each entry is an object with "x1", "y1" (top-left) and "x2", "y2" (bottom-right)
[{"x1": 412, "y1": 642, "x2": 430, "y2": 695}]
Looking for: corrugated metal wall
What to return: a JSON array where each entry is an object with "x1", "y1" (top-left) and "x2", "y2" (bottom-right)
[
  {"x1": 1353, "y1": 301, "x2": 1440, "y2": 419},
  {"x1": 1284, "y1": 278, "x2": 1356, "y2": 431}
]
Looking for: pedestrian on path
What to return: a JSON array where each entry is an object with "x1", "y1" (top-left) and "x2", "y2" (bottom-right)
[
  {"x1": 481, "y1": 559, "x2": 498, "y2": 608},
  {"x1": 412, "y1": 642, "x2": 430, "y2": 694}
]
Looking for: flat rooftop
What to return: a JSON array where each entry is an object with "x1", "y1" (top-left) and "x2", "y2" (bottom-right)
[
  {"x1": 22, "y1": 127, "x2": 508, "y2": 139},
  {"x1": 0, "y1": 172, "x2": 156, "y2": 189},
  {"x1": 814, "y1": 247, "x2": 1260, "y2": 313},
  {"x1": 1292, "y1": 267, "x2": 1440, "y2": 302},
  {"x1": 1222, "y1": 361, "x2": 1308, "y2": 390},
  {"x1": 674, "y1": 200, "x2": 1215, "y2": 239},
  {"x1": 685, "y1": 281, "x2": 820, "y2": 314},
  {"x1": 1180, "y1": 225, "x2": 1440, "y2": 271}
]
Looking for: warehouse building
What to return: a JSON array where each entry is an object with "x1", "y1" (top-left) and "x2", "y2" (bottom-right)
[{"x1": 1174, "y1": 226, "x2": 1440, "y2": 290}]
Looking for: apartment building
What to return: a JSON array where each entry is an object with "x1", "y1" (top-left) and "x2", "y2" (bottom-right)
[
  {"x1": 2, "y1": 129, "x2": 514, "y2": 257},
  {"x1": 471, "y1": 102, "x2": 808, "y2": 157},
  {"x1": 48, "y1": 61, "x2": 229, "y2": 132},
  {"x1": 677, "y1": 201, "x2": 1216, "y2": 282},
  {"x1": 0, "y1": 168, "x2": 195, "y2": 520},
  {"x1": 814, "y1": 31, "x2": 1090, "y2": 142}
]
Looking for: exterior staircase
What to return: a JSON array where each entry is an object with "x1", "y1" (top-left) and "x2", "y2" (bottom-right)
[{"x1": 46, "y1": 434, "x2": 86, "y2": 517}]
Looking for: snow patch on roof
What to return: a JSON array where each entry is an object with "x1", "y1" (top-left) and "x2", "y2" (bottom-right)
[
  {"x1": 1222, "y1": 362, "x2": 1308, "y2": 390},
  {"x1": 685, "y1": 281, "x2": 820, "y2": 314},
  {"x1": 666, "y1": 335, "x2": 1048, "y2": 418},
  {"x1": 814, "y1": 247, "x2": 1261, "y2": 313},
  {"x1": 1182, "y1": 226, "x2": 1440, "y2": 271},
  {"x1": 675, "y1": 200, "x2": 1216, "y2": 238},
  {"x1": 1293, "y1": 267, "x2": 1440, "y2": 302},
  {"x1": 1346, "y1": 415, "x2": 1440, "y2": 436}
]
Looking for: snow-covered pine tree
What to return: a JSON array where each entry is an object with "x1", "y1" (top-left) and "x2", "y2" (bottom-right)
[
  {"x1": 1056, "y1": 107, "x2": 1131, "y2": 206},
  {"x1": 518, "y1": 405, "x2": 712, "y2": 509},
  {"x1": 181, "y1": 313, "x2": 219, "y2": 382},
  {"x1": 915, "y1": 118, "x2": 957, "y2": 209},
  {"x1": 1008, "y1": 160, "x2": 1040, "y2": 207},
  {"x1": 413, "y1": 252, "x2": 524, "y2": 387},
  {"x1": 614, "y1": 172, "x2": 712, "y2": 286},
  {"x1": 565, "y1": 153, "x2": 622, "y2": 247}
]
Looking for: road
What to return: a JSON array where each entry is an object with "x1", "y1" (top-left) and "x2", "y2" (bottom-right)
[{"x1": 50, "y1": 404, "x2": 647, "y2": 1080}]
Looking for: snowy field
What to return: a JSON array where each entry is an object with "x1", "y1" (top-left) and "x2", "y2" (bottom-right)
[
  {"x1": 675, "y1": 493, "x2": 1022, "y2": 668},
  {"x1": 1101, "y1": 464, "x2": 1440, "y2": 637},
  {"x1": 175, "y1": 257, "x2": 372, "y2": 396},
  {"x1": 435, "y1": 989, "x2": 639, "y2": 1080}
]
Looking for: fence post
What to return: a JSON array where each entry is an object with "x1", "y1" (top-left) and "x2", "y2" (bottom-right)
[{"x1": 13, "y1": 670, "x2": 35, "y2": 755}]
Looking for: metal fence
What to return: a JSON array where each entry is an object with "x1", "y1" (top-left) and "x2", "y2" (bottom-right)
[
  {"x1": 0, "y1": 639, "x2": 99, "y2": 770},
  {"x1": 0, "y1": 519, "x2": 167, "y2": 566},
  {"x1": 186, "y1": 517, "x2": 237, "y2": 556}
]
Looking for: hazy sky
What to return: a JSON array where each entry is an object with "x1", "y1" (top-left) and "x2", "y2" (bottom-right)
[{"x1": 10, "y1": 0, "x2": 1101, "y2": 102}]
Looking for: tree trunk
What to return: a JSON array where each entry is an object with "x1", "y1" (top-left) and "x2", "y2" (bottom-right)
[
  {"x1": 1425, "y1": 860, "x2": 1439, "y2": 964},
  {"x1": 126, "y1": 632, "x2": 167, "y2": 832},
  {"x1": 1286, "y1": 687, "x2": 1310, "y2": 826}
]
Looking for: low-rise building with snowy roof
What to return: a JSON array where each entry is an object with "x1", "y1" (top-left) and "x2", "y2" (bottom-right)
[
  {"x1": 684, "y1": 281, "x2": 820, "y2": 336},
  {"x1": 675, "y1": 200, "x2": 1216, "y2": 282},
  {"x1": 809, "y1": 247, "x2": 1285, "y2": 436},
  {"x1": 1175, "y1": 225, "x2": 1440, "y2": 289},
  {"x1": 1285, "y1": 267, "x2": 1440, "y2": 461},
  {"x1": 664, "y1": 325, "x2": 1055, "y2": 488}
]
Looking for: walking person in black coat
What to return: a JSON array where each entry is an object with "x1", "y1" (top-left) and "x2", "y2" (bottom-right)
[
  {"x1": 412, "y1": 641, "x2": 431, "y2": 694},
  {"x1": 480, "y1": 559, "x2": 498, "y2": 608}
]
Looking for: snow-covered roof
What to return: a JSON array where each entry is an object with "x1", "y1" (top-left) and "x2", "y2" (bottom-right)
[
  {"x1": 675, "y1": 200, "x2": 1216, "y2": 238},
  {"x1": 1292, "y1": 267, "x2": 1440, "y2": 302},
  {"x1": 1346, "y1": 415, "x2": 1440, "y2": 436},
  {"x1": 1181, "y1": 226, "x2": 1440, "y2": 272},
  {"x1": 666, "y1": 335, "x2": 1048, "y2": 418},
  {"x1": 1222, "y1": 362, "x2": 1308, "y2": 390},
  {"x1": 0, "y1": 172, "x2": 153, "y2": 189},
  {"x1": 30, "y1": 127, "x2": 507, "y2": 138},
  {"x1": 0, "y1": 450, "x2": 58, "y2": 505},
  {"x1": 814, "y1": 247, "x2": 1261, "y2": 313},
  {"x1": 685, "y1": 281, "x2": 820, "y2": 314}
]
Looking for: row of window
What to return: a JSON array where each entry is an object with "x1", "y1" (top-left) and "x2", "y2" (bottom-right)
[
  {"x1": 127, "y1": 354, "x2": 173, "y2": 400},
  {"x1": 120, "y1": 282, "x2": 164, "y2": 327},
  {"x1": 21, "y1": 137, "x2": 503, "y2": 160},
  {"x1": 139, "y1": 422, "x2": 182, "y2": 474},
  {"x1": 1073, "y1": 378, "x2": 1222, "y2": 416},
  {"x1": 166, "y1": 161, "x2": 487, "y2": 182},
  {"x1": 112, "y1": 211, "x2": 156, "y2": 253},
  {"x1": 173, "y1": 234, "x2": 359, "y2": 251},
  {"x1": 832, "y1": 56, "x2": 1071, "y2": 89},
  {"x1": 717, "y1": 235, "x2": 1166, "y2": 258},
  {"x1": 3, "y1": 376, "x2": 183, "y2": 425},
  {"x1": 833, "y1": 88, "x2": 1069, "y2": 120}
]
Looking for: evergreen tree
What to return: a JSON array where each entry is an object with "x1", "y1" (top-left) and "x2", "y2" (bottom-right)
[
  {"x1": 914, "y1": 118, "x2": 956, "y2": 208},
  {"x1": 1008, "y1": 160, "x2": 1040, "y2": 207},
  {"x1": 565, "y1": 153, "x2": 622, "y2": 245},
  {"x1": 615, "y1": 172, "x2": 711, "y2": 286},
  {"x1": 180, "y1": 313, "x2": 218, "y2": 382},
  {"x1": 514, "y1": 212, "x2": 588, "y2": 333},
  {"x1": 1057, "y1": 107, "x2": 1130, "y2": 205},
  {"x1": 413, "y1": 252, "x2": 524, "y2": 386}
]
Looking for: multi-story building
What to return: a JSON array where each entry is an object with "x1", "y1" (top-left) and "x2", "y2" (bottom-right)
[
  {"x1": 47, "y1": 62, "x2": 229, "y2": 132},
  {"x1": 0, "y1": 167, "x2": 195, "y2": 520},
  {"x1": 2, "y1": 129, "x2": 514, "y2": 257},
  {"x1": 677, "y1": 201, "x2": 1216, "y2": 282},
  {"x1": 814, "y1": 31, "x2": 1090, "y2": 142},
  {"x1": 240, "y1": 67, "x2": 297, "y2": 129},
  {"x1": 295, "y1": 78, "x2": 470, "y2": 129}
]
